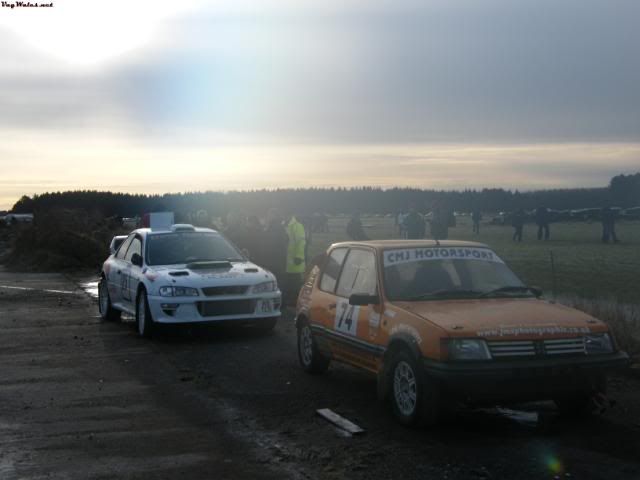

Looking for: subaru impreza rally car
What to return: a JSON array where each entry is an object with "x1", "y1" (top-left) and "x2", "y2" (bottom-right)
[{"x1": 98, "y1": 224, "x2": 281, "y2": 337}]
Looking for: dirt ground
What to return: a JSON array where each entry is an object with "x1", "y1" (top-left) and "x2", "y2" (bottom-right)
[{"x1": 2, "y1": 268, "x2": 640, "y2": 480}]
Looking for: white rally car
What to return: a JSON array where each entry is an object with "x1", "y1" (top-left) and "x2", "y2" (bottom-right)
[{"x1": 98, "y1": 224, "x2": 282, "y2": 337}]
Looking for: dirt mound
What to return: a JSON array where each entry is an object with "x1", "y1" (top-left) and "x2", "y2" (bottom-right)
[{"x1": 5, "y1": 208, "x2": 126, "y2": 272}]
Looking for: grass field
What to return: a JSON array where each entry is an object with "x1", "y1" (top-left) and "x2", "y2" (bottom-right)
[{"x1": 308, "y1": 215, "x2": 640, "y2": 305}]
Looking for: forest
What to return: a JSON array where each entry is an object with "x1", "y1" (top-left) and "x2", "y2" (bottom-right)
[{"x1": 9, "y1": 172, "x2": 640, "y2": 218}]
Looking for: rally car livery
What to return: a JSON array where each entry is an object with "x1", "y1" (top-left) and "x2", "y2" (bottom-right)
[
  {"x1": 295, "y1": 240, "x2": 628, "y2": 426},
  {"x1": 98, "y1": 224, "x2": 281, "y2": 337}
]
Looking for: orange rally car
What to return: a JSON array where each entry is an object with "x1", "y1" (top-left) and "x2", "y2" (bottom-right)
[{"x1": 295, "y1": 240, "x2": 629, "y2": 426}]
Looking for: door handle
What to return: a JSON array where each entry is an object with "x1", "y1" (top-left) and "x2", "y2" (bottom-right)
[
  {"x1": 328, "y1": 303, "x2": 337, "y2": 310},
  {"x1": 117, "y1": 270, "x2": 122, "y2": 274}
]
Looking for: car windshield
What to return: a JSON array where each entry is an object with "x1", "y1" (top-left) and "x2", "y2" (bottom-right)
[
  {"x1": 146, "y1": 232, "x2": 244, "y2": 266},
  {"x1": 383, "y1": 246, "x2": 529, "y2": 301}
]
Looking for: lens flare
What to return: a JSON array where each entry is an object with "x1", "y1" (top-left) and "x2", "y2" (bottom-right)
[{"x1": 546, "y1": 455, "x2": 564, "y2": 475}]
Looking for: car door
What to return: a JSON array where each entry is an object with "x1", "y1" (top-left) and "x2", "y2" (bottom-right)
[
  {"x1": 121, "y1": 235, "x2": 143, "y2": 310},
  {"x1": 331, "y1": 248, "x2": 382, "y2": 371},
  {"x1": 310, "y1": 247, "x2": 349, "y2": 332},
  {"x1": 108, "y1": 234, "x2": 134, "y2": 306}
]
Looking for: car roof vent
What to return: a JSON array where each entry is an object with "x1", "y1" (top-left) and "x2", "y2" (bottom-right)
[{"x1": 171, "y1": 224, "x2": 196, "y2": 232}]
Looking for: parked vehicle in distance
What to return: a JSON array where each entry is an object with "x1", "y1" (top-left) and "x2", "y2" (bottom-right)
[
  {"x1": 99, "y1": 224, "x2": 281, "y2": 337},
  {"x1": 296, "y1": 240, "x2": 628, "y2": 426}
]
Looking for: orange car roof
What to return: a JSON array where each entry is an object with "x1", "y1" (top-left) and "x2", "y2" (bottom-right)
[{"x1": 329, "y1": 239, "x2": 490, "y2": 250}]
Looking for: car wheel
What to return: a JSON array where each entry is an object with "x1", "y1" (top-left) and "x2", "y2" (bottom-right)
[
  {"x1": 388, "y1": 349, "x2": 440, "y2": 427},
  {"x1": 136, "y1": 290, "x2": 154, "y2": 338},
  {"x1": 98, "y1": 277, "x2": 121, "y2": 322},
  {"x1": 297, "y1": 321, "x2": 330, "y2": 374}
]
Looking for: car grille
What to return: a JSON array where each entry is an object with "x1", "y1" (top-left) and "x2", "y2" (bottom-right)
[
  {"x1": 487, "y1": 340, "x2": 536, "y2": 358},
  {"x1": 543, "y1": 338, "x2": 586, "y2": 355},
  {"x1": 487, "y1": 338, "x2": 586, "y2": 359},
  {"x1": 201, "y1": 285, "x2": 249, "y2": 296},
  {"x1": 197, "y1": 300, "x2": 256, "y2": 317}
]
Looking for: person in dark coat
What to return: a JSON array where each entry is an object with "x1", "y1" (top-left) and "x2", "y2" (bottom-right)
[
  {"x1": 512, "y1": 209, "x2": 525, "y2": 242},
  {"x1": 403, "y1": 205, "x2": 426, "y2": 240},
  {"x1": 224, "y1": 212, "x2": 249, "y2": 251},
  {"x1": 430, "y1": 202, "x2": 449, "y2": 240},
  {"x1": 244, "y1": 215, "x2": 265, "y2": 264},
  {"x1": 262, "y1": 208, "x2": 289, "y2": 288},
  {"x1": 601, "y1": 207, "x2": 620, "y2": 243},
  {"x1": 535, "y1": 206, "x2": 550, "y2": 240},
  {"x1": 346, "y1": 213, "x2": 368, "y2": 241}
]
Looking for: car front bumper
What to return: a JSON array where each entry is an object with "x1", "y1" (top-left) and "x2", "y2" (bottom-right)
[
  {"x1": 147, "y1": 291, "x2": 282, "y2": 324},
  {"x1": 423, "y1": 351, "x2": 629, "y2": 402}
]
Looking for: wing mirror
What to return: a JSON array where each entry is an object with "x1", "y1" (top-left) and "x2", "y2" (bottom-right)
[
  {"x1": 349, "y1": 293, "x2": 380, "y2": 306},
  {"x1": 131, "y1": 253, "x2": 143, "y2": 267},
  {"x1": 529, "y1": 286, "x2": 543, "y2": 298}
]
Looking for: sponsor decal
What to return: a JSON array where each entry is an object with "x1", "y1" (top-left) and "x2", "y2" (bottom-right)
[
  {"x1": 368, "y1": 308, "x2": 381, "y2": 329},
  {"x1": 390, "y1": 324, "x2": 423, "y2": 344},
  {"x1": 476, "y1": 325, "x2": 591, "y2": 337},
  {"x1": 383, "y1": 247, "x2": 504, "y2": 267}
]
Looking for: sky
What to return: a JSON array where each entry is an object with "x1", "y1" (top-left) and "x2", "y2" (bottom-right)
[{"x1": 0, "y1": 0, "x2": 639, "y2": 210}]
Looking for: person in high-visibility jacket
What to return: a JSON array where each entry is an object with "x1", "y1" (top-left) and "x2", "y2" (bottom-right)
[{"x1": 285, "y1": 215, "x2": 306, "y2": 305}]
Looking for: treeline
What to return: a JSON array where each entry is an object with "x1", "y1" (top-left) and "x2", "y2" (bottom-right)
[{"x1": 10, "y1": 173, "x2": 640, "y2": 217}]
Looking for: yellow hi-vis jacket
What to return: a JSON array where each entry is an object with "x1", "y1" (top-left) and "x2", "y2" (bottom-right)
[{"x1": 286, "y1": 217, "x2": 306, "y2": 274}]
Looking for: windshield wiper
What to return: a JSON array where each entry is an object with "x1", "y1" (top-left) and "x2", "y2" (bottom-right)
[
  {"x1": 407, "y1": 289, "x2": 483, "y2": 301},
  {"x1": 479, "y1": 286, "x2": 535, "y2": 298}
]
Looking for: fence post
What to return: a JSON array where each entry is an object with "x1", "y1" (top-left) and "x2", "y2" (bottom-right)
[{"x1": 550, "y1": 250, "x2": 557, "y2": 302}]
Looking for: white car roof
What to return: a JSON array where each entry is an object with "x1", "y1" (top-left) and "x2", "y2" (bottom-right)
[{"x1": 131, "y1": 225, "x2": 219, "y2": 239}]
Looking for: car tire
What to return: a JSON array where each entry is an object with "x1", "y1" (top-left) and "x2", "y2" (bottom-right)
[
  {"x1": 98, "y1": 277, "x2": 121, "y2": 322},
  {"x1": 297, "y1": 321, "x2": 330, "y2": 374},
  {"x1": 136, "y1": 290, "x2": 154, "y2": 338},
  {"x1": 387, "y1": 349, "x2": 440, "y2": 427}
]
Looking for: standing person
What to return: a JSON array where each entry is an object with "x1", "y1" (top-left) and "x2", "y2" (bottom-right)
[
  {"x1": 262, "y1": 208, "x2": 288, "y2": 288},
  {"x1": 601, "y1": 206, "x2": 620, "y2": 243},
  {"x1": 244, "y1": 215, "x2": 264, "y2": 264},
  {"x1": 403, "y1": 204, "x2": 426, "y2": 240},
  {"x1": 512, "y1": 209, "x2": 525, "y2": 242},
  {"x1": 285, "y1": 213, "x2": 307, "y2": 306},
  {"x1": 471, "y1": 209, "x2": 482, "y2": 234},
  {"x1": 535, "y1": 206, "x2": 550, "y2": 241},
  {"x1": 224, "y1": 212, "x2": 249, "y2": 251},
  {"x1": 430, "y1": 201, "x2": 449, "y2": 240},
  {"x1": 346, "y1": 212, "x2": 368, "y2": 241}
]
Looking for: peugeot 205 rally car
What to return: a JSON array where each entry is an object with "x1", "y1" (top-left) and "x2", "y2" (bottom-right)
[
  {"x1": 295, "y1": 240, "x2": 628, "y2": 426},
  {"x1": 98, "y1": 224, "x2": 281, "y2": 337}
]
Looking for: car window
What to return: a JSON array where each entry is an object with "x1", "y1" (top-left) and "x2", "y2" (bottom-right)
[
  {"x1": 124, "y1": 237, "x2": 142, "y2": 264},
  {"x1": 382, "y1": 247, "x2": 524, "y2": 301},
  {"x1": 115, "y1": 235, "x2": 134, "y2": 260},
  {"x1": 319, "y1": 248, "x2": 348, "y2": 293},
  {"x1": 145, "y1": 232, "x2": 243, "y2": 266},
  {"x1": 336, "y1": 249, "x2": 377, "y2": 298}
]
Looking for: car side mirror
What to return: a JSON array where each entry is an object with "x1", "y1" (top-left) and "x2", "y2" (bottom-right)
[
  {"x1": 131, "y1": 253, "x2": 143, "y2": 267},
  {"x1": 349, "y1": 293, "x2": 380, "y2": 306},
  {"x1": 529, "y1": 286, "x2": 543, "y2": 298}
]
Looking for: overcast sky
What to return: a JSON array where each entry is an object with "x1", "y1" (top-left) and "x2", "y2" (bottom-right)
[{"x1": 1, "y1": 0, "x2": 639, "y2": 209}]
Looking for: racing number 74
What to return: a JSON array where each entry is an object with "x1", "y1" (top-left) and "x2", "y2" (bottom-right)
[{"x1": 335, "y1": 300, "x2": 359, "y2": 336}]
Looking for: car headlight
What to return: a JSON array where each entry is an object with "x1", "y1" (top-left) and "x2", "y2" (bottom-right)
[
  {"x1": 251, "y1": 281, "x2": 277, "y2": 294},
  {"x1": 585, "y1": 333, "x2": 614, "y2": 355},
  {"x1": 159, "y1": 286, "x2": 199, "y2": 297},
  {"x1": 447, "y1": 338, "x2": 492, "y2": 361}
]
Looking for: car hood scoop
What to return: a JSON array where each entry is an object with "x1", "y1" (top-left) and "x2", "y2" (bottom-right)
[
  {"x1": 186, "y1": 261, "x2": 232, "y2": 271},
  {"x1": 169, "y1": 271, "x2": 189, "y2": 277}
]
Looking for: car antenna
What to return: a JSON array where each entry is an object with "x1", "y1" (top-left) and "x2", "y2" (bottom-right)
[{"x1": 435, "y1": 238, "x2": 440, "y2": 246}]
